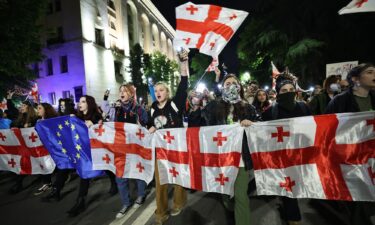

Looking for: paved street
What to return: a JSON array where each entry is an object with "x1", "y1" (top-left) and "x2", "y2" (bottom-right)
[{"x1": 1, "y1": 172, "x2": 374, "y2": 225}]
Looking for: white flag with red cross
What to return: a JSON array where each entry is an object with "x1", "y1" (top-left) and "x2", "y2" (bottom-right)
[
  {"x1": 154, "y1": 124, "x2": 243, "y2": 196},
  {"x1": 89, "y1": 122, "x2": 154, "y2": 184},
  {"x1": 339, "y1": 0, "x2": 375, "y2": 14},
  {"x1": 0, "y1": 128, "x2": 55, "y2": 174},
  {"x1": 246, "y1": 111, "x2": 375, "y2": 201},
  {"x1": 206, "y1": 57, "x2": 219, "y2": 72},
  {"x1": 174, "y1": 2, "x2": 249, "y2": 57}
]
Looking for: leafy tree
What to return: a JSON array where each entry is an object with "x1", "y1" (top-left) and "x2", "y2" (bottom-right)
[
  {"x1": 189, "y1": 53, "x2": 215, "y2": 90},
  {"x1": 237, "y1": 0, "x2": 375, "y2": 87},
  {"x1": 0, "y1": 0, "x2": 48, "y2": 98},
  {"x1": 127, "y1": 43, "x2": 148, "y2": 103},
  {"x1": 145, "y1": 51, "x2": 178, "y2": 94}
]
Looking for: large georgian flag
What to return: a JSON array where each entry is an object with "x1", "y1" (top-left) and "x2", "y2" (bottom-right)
[
  {"x1": 89, "y1": 122, "x2": 154, "y2": 184},
  {"x1": 154, "y1": 124, "x2": 243, "y2": 196},
  {"x1": 246, "y1": 112, "x2": 375, "y2": 201},
  {"x1": 0, "y1": 127, "x2": 55, "y2": 174},
  {"x1": 174, "y1": 2, "x2": 248, "y2": 57},
  {"x1": 339, "y1": 0, "x2": 375, "y2": 14}
]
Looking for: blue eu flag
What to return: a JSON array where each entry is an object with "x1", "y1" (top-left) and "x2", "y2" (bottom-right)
[{"x1": 35, "y1": 115, "x2": 103, "y2": 179}]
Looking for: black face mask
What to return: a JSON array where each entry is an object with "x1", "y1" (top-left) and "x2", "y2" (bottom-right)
[{"x1": 276, "y1": 92, "x2": 296, "y2": 111}]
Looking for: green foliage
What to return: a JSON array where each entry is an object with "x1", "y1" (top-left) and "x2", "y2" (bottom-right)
[
  {"x1": 189, "y1": 53, "x2": 215, "y2": 90},
  {"x1": 145, "y1": 51, "x2": 178, "y2": 94},
  {"x1": 0, "y1": 0, "x2": 48, "y2": 98},
  {"x1": 237, "y1": 0, "x2": 375, "y2": 87},
  {"x1": 127, "y1": 43, "x2": 148, "y2": 103}
]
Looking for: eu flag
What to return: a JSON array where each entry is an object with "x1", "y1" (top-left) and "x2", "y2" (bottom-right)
[{"x1": 35, "y1": 115, "x2": 103, "y2": 178}]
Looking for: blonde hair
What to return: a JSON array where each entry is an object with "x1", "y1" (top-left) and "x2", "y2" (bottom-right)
[{"x1": 154, "y1": 82, "x2": 171, "y2": 99}]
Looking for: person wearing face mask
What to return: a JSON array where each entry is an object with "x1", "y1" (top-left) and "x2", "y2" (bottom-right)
[
  {"x1": 325, "y1": 63, "x2": 375, "y2": 113},
  {"x1": 308, "y1": 75, "x2": 340, "y2": 115},
  {"x1": 148, "y1": 49, "x2": 189, "y2": 225},
  {"x1": 262, "y1": 72, "x2": 311, "y2": 225},
  {"x1": 202, "y1": 72, "x2": 261, "y2": 225}
]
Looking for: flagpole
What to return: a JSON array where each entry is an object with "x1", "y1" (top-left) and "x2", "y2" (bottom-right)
[{"x1": 193, "y1": 70, "x2": 208, "y2": 90}]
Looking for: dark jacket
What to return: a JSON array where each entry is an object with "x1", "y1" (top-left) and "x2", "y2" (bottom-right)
[
  {"x1": 115, "y1": 101, "x2": 148, "y2": 126},
  {"x1": 325, "y1": 88, "x2": 375, "y2": 114},
  {"x1": 308, "y1": 91, "x2": 332, "y2": 115},
  {"x1": 262, "y1": 101, "x2": 312, "y2": 121},
  {"x1": 77, "y1": 111, "x2": 102, "y2": 125},
  {"x1": 202, "y1": 99, "x2": 262, "y2": 170},
  {"x1": 150, "y1": 76, "x2": 188, "y2": 129}
]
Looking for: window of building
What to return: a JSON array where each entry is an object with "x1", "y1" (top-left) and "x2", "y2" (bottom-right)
[
  {"x1": 95, "y1": 28, "x2": 105, "y2": 47},
  {"x1": 60, "y1": 55, "x2": 68, "y2": 73},
  {"x1": 74, "y1": 86, "x2": 83, "y2": 102},
  {"x1": 62, "y1": 90, "x2": 70, "y2": 99},
  {"x1": 110, "y1": 21, "x2": 116, "y2": 30},
  {"x1": 114, "y1": 61, "x2": 122, "y2": 76},
  {"x1": 46, "y1": 58, "x2": 53, "y2": 76},
  {"x1": 48, "y1": 92, "x2": 56, "y2": 105},
  {"x1": 57, "y1": 26, "x2": 63, "y2": 41},
  {"x1": 127, "y1": 4, "x2": 134, "y2": 48},
  {"x1": 108, "y1": 0, "x2": 115, "y2": 11},
  {"x1": 55, "y1": 0, "x2": 61, "y2": 12}
]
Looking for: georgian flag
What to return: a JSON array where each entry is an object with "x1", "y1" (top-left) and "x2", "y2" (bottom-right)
[
  {"x1": 0, "y1": 128, "x2": 55, "y2": 174},
  {"x1": 246, "y1": 112, "x2": 375, "y2": 201},
  {"x1": 339, "y1": 0, "x2": 375, "y2": 14},
  {"x1": 154, "y1": 124, "x2": 243, "y2": 196},
  {"x1": 206, "y1": 57, "x2": 219, "y2": 72},
  {"x1": 89, "y1": 122, "x2": 154, "y2": 184},
  {"x1": 174, "y1": 2, "x2": 248, "y2": 57}
]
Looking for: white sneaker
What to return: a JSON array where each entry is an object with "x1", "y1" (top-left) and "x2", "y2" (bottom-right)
[
  {"x1": 34, "y1": 183, "x2": 52, "y2": 196},
  {"x1": 115, "y1": 205, "x2": 130, "y2": 219},
  {"x1": 133, "y1": 196, "x2": 145, "y2": 208}
]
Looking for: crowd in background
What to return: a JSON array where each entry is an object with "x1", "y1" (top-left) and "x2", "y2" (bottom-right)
[{"x1": 1, "y1": 60, "x2": 374, "y2": 225}]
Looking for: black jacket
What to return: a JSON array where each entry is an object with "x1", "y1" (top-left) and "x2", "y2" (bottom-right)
[
  {"x1": 325, "y1": 88, "x2": 375, "y2": 114},
  {"x1": 202, "y1": 99, "x2": 261, "y2": 170},
  {"x1": 262, "y1": 101, "x2": 312, "y2": 121},
  {"x1": 150, "y1": 76, "x2": 188, "y2": 129}
]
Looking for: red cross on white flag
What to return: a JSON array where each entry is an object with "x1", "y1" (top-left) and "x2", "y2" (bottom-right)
[
  {"x1": 0, "y1": 98, "x2": 7, "y2": 111},
  {"x1": 154, "y1": 124, "x2": 243, "y2": 196},
  {"x1": 339, "y1": 0, "x2": 375, "y2": 14},
  {"x1": 246, "y1": 111, "x2": 375, "y2": 201},
  {"x1": 206, "y1": 57, "x2": 219, "y2": 72},
  {"x1": 0, "y1": 128, "x2": 55, "y2": 174},
  {"x1": 174, "y1": 2, "x2": 249, "y2": 57},
  {"x1": 89, "y1": 122, "x2": 154, "y2": 184}
]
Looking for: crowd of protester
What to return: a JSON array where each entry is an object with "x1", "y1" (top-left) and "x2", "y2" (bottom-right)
[{"x1": 1, "y1": 59, "x2": 374, "y2": 225}]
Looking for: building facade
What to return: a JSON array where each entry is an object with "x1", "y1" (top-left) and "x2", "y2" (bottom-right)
[{"x1": 36, "y1": 0, "x2": 176, "y2": 105}]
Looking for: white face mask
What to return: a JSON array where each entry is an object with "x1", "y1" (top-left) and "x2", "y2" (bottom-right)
[{"x1": 330, "y1": 83, "x2": 341, "y2": 93}]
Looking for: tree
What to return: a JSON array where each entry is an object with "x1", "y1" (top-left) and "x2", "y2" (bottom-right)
[
  {"x1": 145, "y1": 51, "x2": 178, "y2": 94},
  {"x1": 0, "y1": 0, "x2": 47, "y2": 98},
  {"x1": 237, "y1": 0, "x2": 375, "y2": 87},
  {"x1": 127, "y1": 43, "x2": 148, "y2": 103},
  {"x1": 189, "y1": 53, "x2": 215, "y2": 90}
]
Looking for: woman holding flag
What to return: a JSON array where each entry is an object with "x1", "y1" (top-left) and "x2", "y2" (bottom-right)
[
  {"x1": 202, "y1": 71, "x2": 261, "y2": 225},
  {"x1": 148, "y1": 49, "x2": 189, "y2": 225}
]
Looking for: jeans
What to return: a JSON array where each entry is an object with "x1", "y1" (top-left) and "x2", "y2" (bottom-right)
[{"x1": 116, "y1": 177, "x2": 147, "y2": 206}]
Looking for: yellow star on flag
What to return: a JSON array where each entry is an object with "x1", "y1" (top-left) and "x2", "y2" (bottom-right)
[
  {"x1": 62, "y1": 148, "x2": 67, "y2": 154},
  {"x1": 71, "y1": 124, "x2": 76, "y2": 130},
  {"x1": 58, "y1": 140, "x2": 62, "y2": 145},
  {"x1": 57, "y1": 131, "x2": 61, "y2": 137},
  {"x1": 65, "y1": 120, "x2": 70, "y2": 126},
  {"x1": 75, "y1": 144, "x2": 82, "y2": 151},
  {"x1": 58, "y1": 124, "x2": 63, "y2": 130},
  {"x1": 76, "y1": 153, "x2": 81, "y2": 159},
  {"x1": 75, "y1": 134, "x2": 79, "y2": 140}
]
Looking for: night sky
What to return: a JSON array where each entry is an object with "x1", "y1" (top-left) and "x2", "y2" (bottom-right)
[{"x1": 151, "y1": 0, "x2": 254, "y2": 73}]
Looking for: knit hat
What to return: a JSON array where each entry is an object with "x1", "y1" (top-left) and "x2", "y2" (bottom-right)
[{"x1": 275, "y1": 71, "x2": 297, "y2": 94}]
